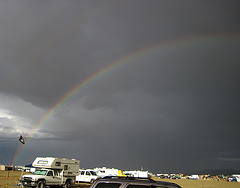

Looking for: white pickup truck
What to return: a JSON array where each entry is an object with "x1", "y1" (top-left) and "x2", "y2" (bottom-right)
[
  {"x1": 21, "y1": 168, "x2": 72, "y2": 187},
  {"x1": 20, "y1": 157, "x2": 80, "y2": 188}
]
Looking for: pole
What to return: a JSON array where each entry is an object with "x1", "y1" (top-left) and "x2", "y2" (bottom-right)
[{"x1": 7, "y1": 138, "x2": 19, "y2": 178}]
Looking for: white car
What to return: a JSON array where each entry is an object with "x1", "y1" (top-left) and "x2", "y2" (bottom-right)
[
  {"x1": 188, "y1": 175, "x2": 199, "y2": 180},
  {"x1": 76, "y1": 169, "x2": 99, "y2": 183}
]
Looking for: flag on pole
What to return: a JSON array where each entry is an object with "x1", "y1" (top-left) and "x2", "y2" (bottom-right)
[{"x1": 19, "y1": 135, "x2": 25, "y2": 144}]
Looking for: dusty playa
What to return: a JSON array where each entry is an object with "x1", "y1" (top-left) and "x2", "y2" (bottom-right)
[{"x1": 1, "y1": 171, "x2": 240, "y2": 188}]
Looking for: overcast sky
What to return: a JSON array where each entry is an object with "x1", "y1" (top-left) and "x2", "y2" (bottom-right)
[{"x1": 0, "y1": 0, "x2": 240, "y2": 174}]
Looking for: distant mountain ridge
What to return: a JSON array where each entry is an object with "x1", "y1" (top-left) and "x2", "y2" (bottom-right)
[{"x1": 191, "y1": 169, "x2": 240, "y2": 176}]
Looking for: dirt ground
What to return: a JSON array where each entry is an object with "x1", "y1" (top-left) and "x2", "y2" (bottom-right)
[
  {"x1": 151, "y1": 176, "x2": 240, "y2": 188},
  {"x1": 0, "y1": 171, "x2": 25, "y2": 188},
  {"x1": 0, "y1": 171, "x2": 240, "y2": 188},
  {"x1": 0, "y1": 171, "x2": 88, "y2": 188}
]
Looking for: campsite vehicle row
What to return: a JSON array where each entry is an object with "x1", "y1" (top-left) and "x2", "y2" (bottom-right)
[
  {"x1": 19, "y1": 158, "x2": 151, "y2": 187},
  {"x1": 75, "y1": 168, "x2": 149, "y2": 183},
  {"x1": 19, "y1": 156, "x2": 239, "y2": 187}
]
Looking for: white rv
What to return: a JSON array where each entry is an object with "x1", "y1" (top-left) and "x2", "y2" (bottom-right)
[
  {"x1": 124, "y1": 170, "x2": 149, "y2": 178},
  {"x1": 94, "y1": 167, "x2": 126, "y2": 177},
  {"x1": 20, "y1": 157, "x2": 80, "y2": 188}
]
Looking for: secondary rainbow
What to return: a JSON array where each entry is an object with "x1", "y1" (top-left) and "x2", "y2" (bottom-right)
[{"x1": 12, "y1": 34, "x2": 240, "y2": 164}]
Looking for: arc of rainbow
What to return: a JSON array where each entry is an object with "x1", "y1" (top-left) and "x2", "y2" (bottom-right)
[{"x1": 12, "y1": 34, "x2": 240, "y2": 164}]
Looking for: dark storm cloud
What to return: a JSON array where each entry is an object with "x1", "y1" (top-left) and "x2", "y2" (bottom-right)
[
  {"x1": 1, "y1": 0, "x2": 240, "y2": 107},
  {"x1": 0, "y1": 0, "x2": 240, "y2": 174}
]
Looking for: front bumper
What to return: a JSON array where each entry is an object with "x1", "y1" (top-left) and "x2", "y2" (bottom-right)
[{"x1": 19, "y1": 179, "x2": 37, "y2": 187}]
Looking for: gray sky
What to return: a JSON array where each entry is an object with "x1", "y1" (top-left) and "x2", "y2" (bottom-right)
[{"x1": 0, "y1": 0, "x2": 240, "y2": 174}]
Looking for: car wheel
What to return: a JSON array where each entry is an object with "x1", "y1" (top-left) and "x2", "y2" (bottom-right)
[
  {"x1": 36, "y1": 181, "x2": 45, "y2": 188},
  {"x1": 64, "y1": 180, "x2": 71, "y2": 188}
]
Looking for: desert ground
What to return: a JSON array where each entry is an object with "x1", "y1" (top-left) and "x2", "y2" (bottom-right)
[{"x1": 0, "y1": 171, "x2": 240, "y2": 188}]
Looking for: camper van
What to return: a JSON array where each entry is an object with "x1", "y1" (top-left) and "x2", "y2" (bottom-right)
[
  {"x1": 20, "y1": 157, "x2": 80, "y2": 188},
  {"x1": 124, "y1": 170, "x2": 149, "y2": 178}
]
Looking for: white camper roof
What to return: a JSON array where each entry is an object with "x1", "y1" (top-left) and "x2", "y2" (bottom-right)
[{"x1": 32, "y1": 157, "x2": 80, "y2": 170}]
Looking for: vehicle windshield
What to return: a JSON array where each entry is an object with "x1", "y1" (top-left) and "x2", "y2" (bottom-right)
[{"x1": 34, "y1": 170, "x2": 48, "y2": 175}]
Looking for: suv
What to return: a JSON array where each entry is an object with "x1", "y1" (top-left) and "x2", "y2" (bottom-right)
[
  {"x1": 90, "y1": 176, "x2": 182, "y2": 188},
  {"x1": 76, "y1": 169, "x2": 99, "y2": 183}
]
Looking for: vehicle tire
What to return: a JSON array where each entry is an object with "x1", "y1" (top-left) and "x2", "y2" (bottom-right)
[
  {"x1": 64, "y1": 180, "x2": 71, "y2": 188},
  {"x1": 90, "y1": 179, "x2": 94, "y2": 184},
  {"x1": 36, "y1": 181, "x2": 45, "y2": 188}
]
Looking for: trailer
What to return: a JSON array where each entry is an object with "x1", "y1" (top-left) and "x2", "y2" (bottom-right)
[
  {"x1": 94, "y1": 167, "x2": 126, "y2": 177},
  {"x1": 20, "y1": 157, "x2": 80, "y2": 188},
  {"x1": 123, "y1": 170, "x2": 149, "y2": 178}
]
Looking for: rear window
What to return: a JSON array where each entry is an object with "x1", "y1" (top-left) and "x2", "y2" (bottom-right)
[{"x1": 95, "y1": 183, "x2": 121, "y2": 188}]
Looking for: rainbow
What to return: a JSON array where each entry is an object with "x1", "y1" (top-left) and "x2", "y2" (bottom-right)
[{"x1": 12, "y1": 34, "x2": 240, "y2": 164}]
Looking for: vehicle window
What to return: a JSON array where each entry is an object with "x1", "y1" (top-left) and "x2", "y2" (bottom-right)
[
  {"x1": 34, "y1": 170, "x2": 47, "y2": 175},
  {"x1": 64, "y1": 165, "x2": 68, "y2": 170},
  {"x1": 55, "y1": 162, "x2": 61, "y2": 166},
  {"x1": 80, "y1": 171, "x2": 85, "y2": 175},
  {"x1": 86, "y1": 171, "x2": 91, "y2": 175},
  {"x1": 54, "y1": 170, "x2": 59, "y2": 176},
  {"x1": 91, "y1": 171, "x2": 97, "y2": 175},
  {"x1": 47, "y1": 171, "x2": 53, "y2": 176},
  {"x1": 95, "y1": 183, "x2": 121, "y2": 188},
  {"x1": 37, "y1": 160, "x2": 48, "y2": 164},
  {"x1": 127, "y1": 185, "x2": 150, "y2": 188}
]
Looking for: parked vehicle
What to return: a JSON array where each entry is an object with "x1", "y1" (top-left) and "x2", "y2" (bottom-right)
[
  {"x1": 19, "y1": 157, "x2": 80, "y2": 188},
  {"x1": 90, "y1": 176, "x2": 182, "y2": 188},
  {"x1": 123, "y1": 170, "x2": 149, "y2": 178},
  {"x1": 76, "y1": 169, "x2": 99, "y2": 183},
  {"x1": 228, "y1": 174, "x2": 240, "y2": 182},
  {"x1": 228, "y1": 176, "x2": 237, "y2": 182},
  {"x1": 94, "y1": 167, "x2": 126, "y2": 177},
  {"x1": 188, "y1": 175, "x2": 199, "y2": 180},
  {"x1": 157, "y1": 174, "x2": 168, "y2": 179}
]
